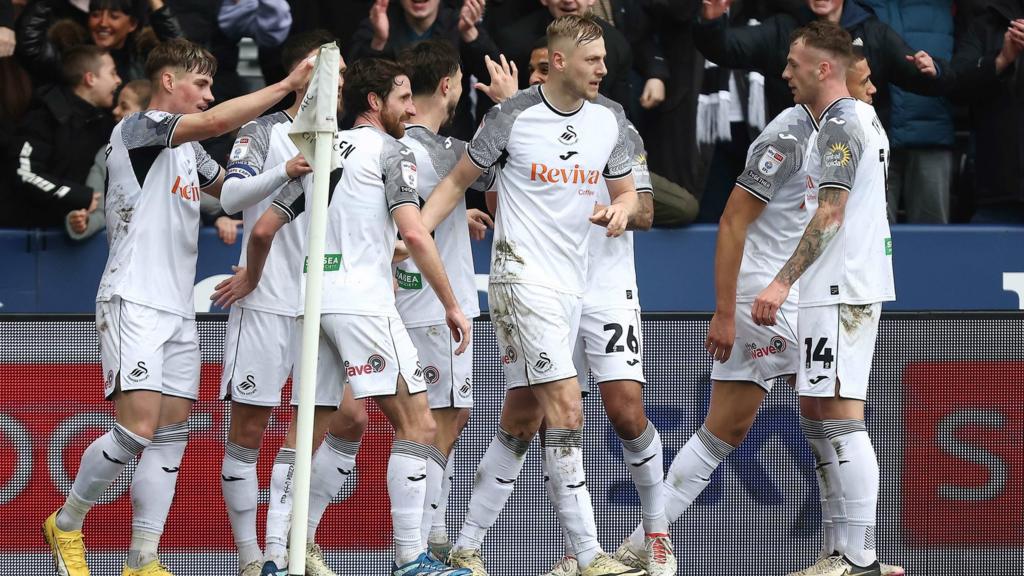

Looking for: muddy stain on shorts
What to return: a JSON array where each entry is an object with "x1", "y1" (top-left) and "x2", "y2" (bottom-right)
[{"x1": 840, "y1": 303, "x2": 873, "y2": 333}]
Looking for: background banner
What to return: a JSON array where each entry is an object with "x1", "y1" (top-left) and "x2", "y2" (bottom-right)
[{"x1": 1, "y1": 313, "x2": 1022, "y2": 575}]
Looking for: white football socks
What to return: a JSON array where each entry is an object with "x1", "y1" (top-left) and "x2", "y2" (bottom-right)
[
  {"x1": 428, "y1": 443, "x2": 456, "y2": 544},
  {"x1": 620, "y1": 422, "x2": 667, "y2": 534},
  {"x1": 801, "y1": 417, "x2": 846, "y2": 557},
  {"x1": 307, "y1": 433, "x2": 360, "y2": 542},
  {"x1": 421, "y1": 445, "x2": 447, "y2": 548},
  {"x1": 544, "y1": 428, "x2": 600, "y2": 568},
  {"x1": 824, "y1": 419, "x2": 878, "y2": 567},
  {"x1": 388, "y1": 440, "x2": 430, "y2": 565},
  {"x1": 454, "y1": 428, "x2": 529, "y2": 552},
  {"x1": 221, "y1": 442, "x2": 262, "y2": 568},
  {"x1": 264, "y1": 447, "x2": 295, "y2": 564},
  {"x1": 129, "y1": 422, "x2": 188, "y2": 568}
]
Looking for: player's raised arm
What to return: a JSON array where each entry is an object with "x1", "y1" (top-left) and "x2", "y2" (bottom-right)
[
  {"x1": 168, "y1": 49, "x2": 313, "y2": 146},
  {"x1": 420, "y1": 153, "x2": 484, "y2": 233}
]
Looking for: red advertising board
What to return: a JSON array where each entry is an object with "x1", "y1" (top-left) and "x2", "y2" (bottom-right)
[
  {"x1": 903, "y1": 361, "x2": 1024, "y2": 547},
  {"x1": 0, "y1": 363, "x2": 394, "y2": 551}
]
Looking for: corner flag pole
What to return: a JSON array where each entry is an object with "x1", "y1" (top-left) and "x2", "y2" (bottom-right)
[{"x1": 287, "y1": 43, "x2": 340, "y2": 576}]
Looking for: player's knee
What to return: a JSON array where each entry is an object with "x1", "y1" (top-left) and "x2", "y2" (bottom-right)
[
  {"x1": 228, "y1": 418, "x2": 268, "y2": 448},
  {"x1": 121, "y1": 420, "x2": 158, "y2": 442},
  {"x1": 333, "y1": 403, "x2": 369, "y2": 439},
  {"x1": 705, "y1": 419, "x2": 748, "y2": 447},
  {"x1": 607, "y1": 406, "x2": 647, "y2": 441}
]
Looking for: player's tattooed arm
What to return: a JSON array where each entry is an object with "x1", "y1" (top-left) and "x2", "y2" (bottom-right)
[
  {"x1": 776, "y1": 186, "x2": 848, "y2": 286},
  {"x1": 627, "y1": 192, "x2": 654, "y2": 231},
  {"x1": 751, "y1": 186, "x2": 848, "y2": 326}
]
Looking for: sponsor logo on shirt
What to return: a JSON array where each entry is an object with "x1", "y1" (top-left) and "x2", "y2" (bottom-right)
[
  {"x1": 303, "y1": 253, "x2": 343, "y2": 272},
  {"x1": 170, "y1": 176, "x2": 201, "y2": 202},
  {"x1": 824, "y1": 142, "x2": 852, "y2": 168},
  {"x1": 395, "y1": 268, "x2": 423, "y2": 290},
  {"x1": 400, "y1": 160, "x2": 417, "y2": 189},
  {"x1": 884, "y1": 237, "x2": 893, "y2": 256},
  {"x1": 229, "y1": 137, "x2": 250, "y2": 162},
  {"x1": 758, "y1": 145, "x2": 786, "y2": 176},
  {"x1": 530, "y1": 163, "x2": 601, "y2": 185},
  {"x1": 345, "y1": 354, "x2": 387, "y2": 378}
]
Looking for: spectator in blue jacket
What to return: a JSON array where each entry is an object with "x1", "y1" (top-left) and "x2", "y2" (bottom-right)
[{"x1": 863, "y1": 0, "x2": 955, "y2": 223}]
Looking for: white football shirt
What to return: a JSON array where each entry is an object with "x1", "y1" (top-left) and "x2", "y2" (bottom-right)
[
  {"x1": 226, "y1": 112, "x2": 308, "y2": 317},
  {"x1": 733, "y1": 105, "x2": 819, "y2": 302},
  {"x1": 97, "y1": 110, "x2": 222, "y2": 318},
  {"x1": 800, "y1": 98, "x2": 896, "y2": 307},
  {"x1": 467, "y1": 85, "x2": 633, "y2": 295},
  {"x1": 395, "y1": 125, "x2": 490, "y2": 328},
  {"x1": 273, "y1": 125, "x2": 419, "y2": 317},
  {"x1": 582, "y1": 120, "x2": 650, "y2": 313}
]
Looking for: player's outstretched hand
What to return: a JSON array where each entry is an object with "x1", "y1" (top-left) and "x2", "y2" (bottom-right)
[
  {"x1": 476, "y1": 54, "x2": 519, "y2": 104},
  {"x1": 212, "y1": 266, "x2": 256, "y2": 308},
  {"x1": 905, "y1": 50, "x2": 936, "y2": 77},
  {"x1": 446, "y1": 307, "x2": 472, "y2": 355},
  {"x1": 467, "y1": 208, "x2": 493, "y2": 241},
  {"x1": 370, "y1": 0, "x2": 391, "y2": 50},
  {"x1": 590, "y1": 203, "x2": 629, "y2": 237},
  {"x1": 285, "y1": 154, "x2": 312, "y2": 179},
  {"x1": 752, "y1": 279, "x2": 790, "y2": 326},
  {"x1": 282, "y1": 56, "x2": 315, "y2": 92},
  {"x1": 706, "y1": 312, "x2": 736, "y2": 362}
]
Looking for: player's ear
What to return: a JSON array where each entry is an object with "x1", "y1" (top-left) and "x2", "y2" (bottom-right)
[
  {"x1": 161, "y1": 69, "x2": 175, "y2": 94},
  {"x1": 368, "y1": 92, "x2": 381, "y2": 112},
  {"x1": 439, "y1": 75, "x2": 450, "y2": 97}
]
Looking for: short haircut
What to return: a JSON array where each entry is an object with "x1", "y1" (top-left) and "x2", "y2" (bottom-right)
[
  {"x1": 398, "y1": 40, "x2": 460, "y2": 97},
  {"x1": 281, "y1": 29, "x2": 337, "y2": 73},
  {"x1": 547, "y1": 14, "x2": 603, "y2": 49},
  {"x1": 790, "y1": 20, "x2": 854, "y2": 65},
  {"x1": 144, "y1": 38, "x2": 217, "y2": 81},
  {"x1": 342, "y1": 58, "x2": 408, "y2": 117},
  {"x1": 121, "y1": 79, "x2": 152, "y2": 107},
  {"x1": 531, "y1": 35, "x2": 548, "y2": 52},
  {"x1": 61, "y1": 44, "x2": 108, "y2": 87},
  {"x1": 851, "y1": 38, "x2": 866, "y2": 62}
]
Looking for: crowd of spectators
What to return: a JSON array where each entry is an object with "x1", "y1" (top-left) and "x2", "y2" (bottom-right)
[{"x1": 0, "y1": 0, "x2": 1021, "y2": 240}]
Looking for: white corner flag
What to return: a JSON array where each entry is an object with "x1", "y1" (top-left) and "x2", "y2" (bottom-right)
[{"x1": 285, "y1": 42, "x2": 339, "y2": 576}]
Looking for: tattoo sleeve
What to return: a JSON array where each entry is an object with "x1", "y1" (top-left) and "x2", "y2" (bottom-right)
[{"x1": 774, "y1": 186, "x2": 848, "y2": 287}]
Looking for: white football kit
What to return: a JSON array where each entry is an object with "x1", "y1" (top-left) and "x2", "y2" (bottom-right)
[
  {"x1": 574, "y1": 120, "x2": 649, "y2": 393},
  {"x1": 468, "y1": 85, "x2": 633, "y2": 388},
  {"x1": 218, "y1": 112, "x2": 311, "y2": 407},
  {"x1": 97, "y1": 110, "x2": 222, "y2": 400},
  {"x1": 274, "y1": 125, "x2": 426, "y2": 402},
  {"x1": 396, "y1": 125, "x2": 491, "y2": 409},
  {"x1": 797, "y1": 98, "x2": 895, "y2": 400},
  {"x1": 711, "y1": 105, "x2": 818, "y2": 390}
]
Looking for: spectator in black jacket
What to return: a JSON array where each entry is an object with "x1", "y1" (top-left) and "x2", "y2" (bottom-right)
[
  {"x1": 16, "y1": 0, "x2": 182, "y2": 85},
  {"x1": 695, "y1": 0, "x2": 949, "y2": 129},
  {"x1": 4, "y1": 43, "x2": 120, "y2": 227},
  {"x1": 347, "y1": 0, "x2": 500, "y2": 139},
  {"x1": 951, "y1": 0, "x2": 1024, "y2": 222},
  {"x1": 491, "y1": 0, "x2": 634, "y2": 110}
]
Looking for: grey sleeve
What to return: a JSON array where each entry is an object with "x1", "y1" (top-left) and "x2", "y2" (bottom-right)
[
  {"x1": 448, "y1": 138, "x2": 493, "y2": 192},
  {"x1": 226, "y1": 120, "x2": 273, "y2": 180},
  {"x1": 817, "y1": 117, "x2": 864, "y2": 192},
  {"x1": 271, "y1": 175, "x2": 307, "y2": 222},
  {"x1": 603, "y1": 106, "x2": 633, "y2": 180},
  {"x1": 625, "y1": 125, "x2": 652, "y2": 193},
  {"x1": 467, "y1": 104, "x2": 513, "y2": 170},
  {"x1": 735, "y1": 129, "x2": 803, "y2": 202},
  {"x1": 120, "y1": 110, "x2": 184, "y2": 150},
  {"x1": 193, "y1": 143, "x2": 224, "y2": 189},
  {"x1": 381, "y1": 140, "x2": 420, "y2": 212}
]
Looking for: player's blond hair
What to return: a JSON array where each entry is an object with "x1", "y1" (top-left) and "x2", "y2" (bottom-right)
[{"x1": 546, "y1": 14, "x2": 603, "y2": 49}]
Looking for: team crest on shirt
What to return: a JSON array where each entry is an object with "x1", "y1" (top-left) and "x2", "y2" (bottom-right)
[
  {"x1": 824, "y1": 142, "x2": 852, "y2": 168},
  {"x1": 400, "y1": 160, "x2": 418, "y2": 188},
  {"x1": 758, "y1": 145, "x2": 786, "y2": 176},
  {"x1": 229, "y1": 137, "x2": 251, "y2": 162}
]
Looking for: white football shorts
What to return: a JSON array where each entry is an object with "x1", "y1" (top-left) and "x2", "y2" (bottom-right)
[
  {"x1": 796, "y1": 303, "x2": 882, "y2": 400},
  {"x1": 573, "y1": 307, "x2": 645, "y2": 396},
  {"x1": 711, "y1": 298, "x2": 799, "y2": 392},
  {"x1": 408, "y1": 324, "x2": 473, "y2": 410},
  {"x1": 219, "y1": 306, "x2": 297, "y2": 406}
]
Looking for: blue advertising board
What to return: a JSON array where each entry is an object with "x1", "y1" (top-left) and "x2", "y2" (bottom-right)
[{"x1": 0, "y1": 225, "x2": 1022, "y2": 313}]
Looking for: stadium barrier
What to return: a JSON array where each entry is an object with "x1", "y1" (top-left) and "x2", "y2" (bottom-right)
[{"x1": 1, "y1": 312, "x2": 1022, "y2": 575}]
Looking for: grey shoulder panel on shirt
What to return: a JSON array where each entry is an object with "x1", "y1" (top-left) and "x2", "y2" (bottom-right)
[
  {"x1": 736, "y1": 106, "x2": 816, "y2": 201},
  {"x1": 816, "y1": 99, "x2": 867, "y2": 191},
  {"x1": 467, "y1": 86, "x2": 544, "y2": 169}
]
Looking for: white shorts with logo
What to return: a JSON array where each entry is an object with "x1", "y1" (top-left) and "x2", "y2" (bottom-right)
[
  {"x1": 408, "y1": 324, "x2": 473, "y2": 410},
  {"x1": 219, "y1": 306, "x2": 298, "y2": 406},
  {"x1": 797, "y1": 303, "x2": 882, "y2": 400},
  {"x1": 711, "y1": 299, "x2": 799, "y2": 392},
  {"x1": 292, "y1": 313, "x2": 426, "y2": 405},
  {"x1": 97, "y1": 296, "x2": 200, "y2": 400},
  {"x1": 489, "y1": 283, "x2": 582, "y2": 389},
  {"x1": 574, "y1": 307, "x2": 646, "y2": 395}
]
